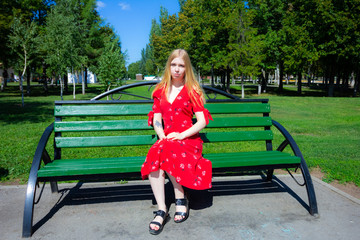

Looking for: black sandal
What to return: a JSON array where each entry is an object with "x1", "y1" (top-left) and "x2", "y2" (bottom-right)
[
  {"x1": 149, "y1": 210, "x2": 169, "y2": 235},
  {"x1": 174, "y1": 198, "x2": 189, "y2": 223}
]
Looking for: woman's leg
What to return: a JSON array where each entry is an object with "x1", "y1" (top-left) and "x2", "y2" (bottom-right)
[
  {"x1": 167, "y1": 173, "x2": 187, "y2": 221},
  {"x1": 148, "y1": 169, "x2": 167, "y2": 230}
]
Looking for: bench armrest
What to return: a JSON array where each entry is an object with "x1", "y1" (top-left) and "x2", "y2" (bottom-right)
[
  {"x1": 272, "y1": 120, "x2": 303, "y2": 159},
  {"x1": 272, "y1": 120, "x2": 318, "y2": 215},
  {"x1": 28, "y1": 123, "x2": 54, "y2": 180},
  {"x1": 23, "y1": 122, "x2": 54, "y2": 237}
]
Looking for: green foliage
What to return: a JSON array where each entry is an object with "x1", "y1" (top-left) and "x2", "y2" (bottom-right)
[
  {"x1": 43, "y1": 0, "x2": 84, "y2": 76},
  {"x1": 9, "y1": 17, "x2": 39, "y2": 74},
  {"x1": 96, "y1": 36, "x2": 126, "y2": 90},
  {"x1": 226, "y1": 2, "x2": 265, "y2": 78},
  {"x1": 142, "y1": 0, "x2": 359, "y2": 96},
  {"x1": 127, "y1": 61, "x2": 141, "y2": 79}
]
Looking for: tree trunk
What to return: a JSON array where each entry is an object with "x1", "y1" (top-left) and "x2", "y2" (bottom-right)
[
  {"x1": 81, "y1": 68, "x2": 85, "y2": 95},
  {"x1": 278, "y1": 61, "x2": 284, "y2": 92},
  {"x1": 85, "y1": 67, "x2": 88, "y2": 88},
  {"x1": 353, "y1": 71, "x2": 359, "y2": 97},
  {"x1": 221, "y1": 71, "x2": 225, "y2": 90},
  {"x1": 328, "y1": 74, "x2": 335, "y2": 97},
  {"x1": 19, "y1": 69, "x2": 25, "y2": 107},
  {"x1": 3, "y1": 69, "x2": 8, "y2": 89},
  {"x1": 211, "y1": 66, "x2": 214, "y2": 87},
  {"x1": 106, "y1": 83, "x2": 111, "y2": 100},
  {"x1": 64, "y1": 74, "x2": 68, "y2": 94},
  {"x1": 26, "y1": 68, "x2": 31, "y2": 96},
  {"x1": 60, "y1": 75, "x2": 64, "y2": 100},
  {"x1": 241, "y1": 75, "x2": 245, "y2": 99},
  {"x1": 226, "y1": 67, "x2": 231, "y2": 93},
  {"x1": 73, "y1": 71, "x2": 77, "y2": 99},
  {"x1": 307, "y1": 66, "x2": 311, "y2": 87},
  {"x1": 261, "y1": 70, "x2": 268, "y2": 93},
  {"x1": 297, "y1": 72, "x2": 302, "y2": 95},
  {"x1": 41, "y1": 63, "x2": 48, "y2": 94}
]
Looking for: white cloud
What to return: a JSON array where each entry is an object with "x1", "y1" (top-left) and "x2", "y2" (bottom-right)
[
  {"x1": 97, "y1": 1, "x2": 106, "y2": 9},
  {"x1": 119, "y1": 2, "x2": 131, "y2": 11}
]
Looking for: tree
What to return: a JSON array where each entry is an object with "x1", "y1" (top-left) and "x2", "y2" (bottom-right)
[
  {"x1": 152, "y1": 7, "x2": 183, "y2": 71},
  {"x1": 226, "y1": 1, "x2": 265, "y2": 96},
  {"x1": 281, "y1": 2, "x2": 319, "y2": 95},
  {"x1": 1, "y1": 0, "x2": 52, "y2": 91},
  {"x1": 43, "y1": 0, "x2": 84, "y2": 100},
  {"x1": 9, "y1": 17, "x2": 39, "y2": 107},
  {"x1": 127, "y1": 61, "x2": 141, "y2": 79},
  {"x1": 248, "y1": 0, "x2": 289, "y2": 92},
  {"x1": 75, "y1": 0, "x2": 101, "y2": 94},
  {"x1": 96, "y1": 35, "x2": 125, "y2": 92}
]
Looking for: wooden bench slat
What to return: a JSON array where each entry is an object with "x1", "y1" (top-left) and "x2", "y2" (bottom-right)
[
  {"x1": 55, "y1": 135, "x2": 157, "y2": 148},
  {"x1": 207, "y1": 117, "x2": 272, "y2": 128},
  {"x1": 54, "y1": 103, "x2": 270, "y2": 117},
  {"x1": 40, "y1": 151, "x2": 288, "y2": 167},
  {"x1": 55, "y1": 120, "x2": 151, "y2": 132},
  {"x1": 55, "y1": 105, "x2": 152, "y2": 116},
  {"x1": 55, "y1": 130, "x2": 273, "y2": 148},
  {"x1": 38, "y1": 165, "x2": 141, "y2": 177},
  {"x1": 200, "y1": 130, "x2": 273, "y2": 142},
  {"x1": 37, "y1": 151, "x2": 299, "y2": 178},
  {"x1": 209, "y1": 155, "x2": 300, "y2": 168},
  {"x1": 41, "y1": 156, "x2": 144, "y2": 167},
  {"x1": 205, "y1": 103, "x2": 270, "y2": 114},
  {"x1": 54, "y1": 117, "x2": 272, "y2": 132}
]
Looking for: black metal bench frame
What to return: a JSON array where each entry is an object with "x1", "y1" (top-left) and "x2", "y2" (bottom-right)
[{"x1": 22, "y1": 81, "x2": 318, "y2": 237}]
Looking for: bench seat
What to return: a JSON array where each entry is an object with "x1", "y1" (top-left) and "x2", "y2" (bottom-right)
[{"x1": 37, "y1": 151, "x2": 300, "y2": 179}]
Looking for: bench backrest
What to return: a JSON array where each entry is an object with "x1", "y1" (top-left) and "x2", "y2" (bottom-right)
[{"x1": 54, "y1": 100, "x2": 273, "y2": 158}]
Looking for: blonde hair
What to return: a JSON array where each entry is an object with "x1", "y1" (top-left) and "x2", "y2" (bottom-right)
[{"x1": 152, "y1": 49, "x2": 205, "y2": 107}]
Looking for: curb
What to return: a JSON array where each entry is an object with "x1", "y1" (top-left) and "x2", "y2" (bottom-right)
[{"x1": 311, "y1": 176, "x2": 360, "y2": 205}]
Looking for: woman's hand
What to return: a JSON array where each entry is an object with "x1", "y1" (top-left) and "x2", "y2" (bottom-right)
[{"x1": 166, "y1": 132, "x2": 185, "y2": 141}]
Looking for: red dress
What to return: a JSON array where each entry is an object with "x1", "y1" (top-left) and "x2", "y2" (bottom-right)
[{"x1": 141, "y1": 86, "x2": 213, "y2": 190}]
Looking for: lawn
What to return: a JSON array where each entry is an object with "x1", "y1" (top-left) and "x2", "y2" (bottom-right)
[{"x1": 0, "y1": 81, "x2": 359, "y2": 186}]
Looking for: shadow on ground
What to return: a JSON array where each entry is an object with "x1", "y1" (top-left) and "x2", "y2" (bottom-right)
[{"x1": 32, "y1": 176, "x2": 308, "y2": 235}]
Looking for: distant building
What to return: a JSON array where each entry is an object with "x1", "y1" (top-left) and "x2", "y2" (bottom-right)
[
  {"x1": 136, "y1": 74, "x2": 143, "y2": 80},
  {"x1": 68, "y1": 71, "x2": 97, "y2": 84},
  {"x1": 144, "y1": 75, "x2": 156, "y2": 81}
]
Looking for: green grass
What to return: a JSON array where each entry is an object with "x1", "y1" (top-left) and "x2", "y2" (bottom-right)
[{"x1": 0, "y1": 82, "x2": 359, "y2": 186}]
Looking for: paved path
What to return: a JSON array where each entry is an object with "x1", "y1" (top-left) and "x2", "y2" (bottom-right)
[{"x1": 1, "y1": 175, "x2": 359, "y2": 240}]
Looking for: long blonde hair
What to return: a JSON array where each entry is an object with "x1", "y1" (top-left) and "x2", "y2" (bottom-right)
[{"x1": 152, "y1": 49, "x2": 205, "y2": 107}]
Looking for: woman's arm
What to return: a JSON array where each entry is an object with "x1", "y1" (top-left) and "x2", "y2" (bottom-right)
[
  {"x1": 167, "y1": 111, "x2": 206, "y2": 140},
  {"x1": 153, "y1": 113, "x2": 166, "y2": 140}
]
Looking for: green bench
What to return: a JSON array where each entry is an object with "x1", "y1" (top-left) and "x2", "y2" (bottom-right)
[{"x1": 22, "y1": 82, "x2": 318, "y2": 237}]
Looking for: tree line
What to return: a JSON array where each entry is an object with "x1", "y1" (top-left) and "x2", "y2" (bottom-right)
[
  {"x1": 129, "y1": 0, "x2": 359, "y2": 97},
  {"x1": 0, "y1": 0, "x2": 126, "y2": 103}
]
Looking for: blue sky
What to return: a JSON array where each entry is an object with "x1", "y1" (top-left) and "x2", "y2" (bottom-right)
[{"x1": 96, "y1": 0, "x2": 180, "y2": 66}]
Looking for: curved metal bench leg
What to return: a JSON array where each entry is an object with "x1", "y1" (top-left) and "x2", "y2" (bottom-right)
[
  {"x1": 22, "y1": 174, "x2": 38, "y2": 237},
  {"x1": 266, "y1": 169, "x2": 274, "y2": 181},
  {"x1": 42, "y1": 150, "x2": 58, "y2": 193},
  {"x1": 299, "y1": 158, "x2": 319, "y2": 216}
]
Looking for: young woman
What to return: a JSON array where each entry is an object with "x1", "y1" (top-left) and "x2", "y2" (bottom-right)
[{"x1": 141, "y1": 49, "x2": 213, "y2": 235}]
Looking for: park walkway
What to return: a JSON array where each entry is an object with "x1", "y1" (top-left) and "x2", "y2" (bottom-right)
[{"x1": 0, "y1": 175, "x2": 359, "y2": 240}]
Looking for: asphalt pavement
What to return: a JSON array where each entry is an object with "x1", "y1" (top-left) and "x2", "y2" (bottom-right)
[{"x1": 0, "y1": 174, "x2": 359, "y2": 240}]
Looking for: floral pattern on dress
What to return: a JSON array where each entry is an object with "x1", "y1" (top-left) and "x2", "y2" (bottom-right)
[{"x1": 141, "y1": 86, "x2": 213, "y2": 190}]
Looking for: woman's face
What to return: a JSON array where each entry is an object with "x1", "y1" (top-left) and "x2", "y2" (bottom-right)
[{"x1": 170, "y1": 57, "x2": 186, "y2": 82}]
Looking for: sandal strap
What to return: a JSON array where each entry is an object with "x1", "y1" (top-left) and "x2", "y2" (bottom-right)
[
  {"x1": 153, "y1": 210, "x2": 167, "y2": 218},
  {"x1": 175, "y1": 198, "x2": 187, "y2": 206},
  {"x1": 149, "y1": 221, "x2": 161, "y2": 227},
  {"x1": 174, "y1": 211, "x2": 187, "y2": 217}
]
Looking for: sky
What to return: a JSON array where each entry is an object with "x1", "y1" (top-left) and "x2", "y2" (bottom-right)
[{"x1": 96, "y1": 0, "x2": 180, "y2": 66}]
